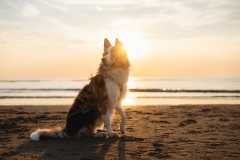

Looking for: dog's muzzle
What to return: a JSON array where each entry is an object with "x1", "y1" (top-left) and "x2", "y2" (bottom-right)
[
  {"x1": 101, "y1": 58, "x2": 107, "y2": 65},
  {"x1": 101, "y1": 58, "x2": 111, "y2": 69}
]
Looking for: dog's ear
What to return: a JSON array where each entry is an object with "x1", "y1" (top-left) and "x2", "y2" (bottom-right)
[
  {"x1": 115, "y1": 38, "x2": 123, "y2": 48},
  {"x1": 104, "y1": 38, "x2": 111, "y2": 49}
]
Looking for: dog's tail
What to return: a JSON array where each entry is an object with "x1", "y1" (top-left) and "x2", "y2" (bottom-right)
[{"x1": 30, "y1": 127, "x2": 69, "y2": 141}]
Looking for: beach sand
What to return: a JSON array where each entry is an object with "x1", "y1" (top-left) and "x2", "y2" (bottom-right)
[{"x1": 0, "y1": 104, "x2": 240, "y2": 159}]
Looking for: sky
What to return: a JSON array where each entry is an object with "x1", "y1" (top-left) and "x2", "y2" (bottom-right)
[{"x1": 0, "y1": 0, "x2": 240, "y2": 78}]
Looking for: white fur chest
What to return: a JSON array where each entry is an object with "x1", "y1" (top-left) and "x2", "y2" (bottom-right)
[{"x1": 104, "y1": 78, "x2": 121, "y2": 108}]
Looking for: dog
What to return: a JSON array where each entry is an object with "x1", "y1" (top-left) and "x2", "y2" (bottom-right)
[{"x1": 30, "y1": 38, "x2": 130, "y2": 140}]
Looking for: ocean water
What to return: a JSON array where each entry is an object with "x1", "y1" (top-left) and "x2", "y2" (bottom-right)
[{"x1": 0, "y1": 77, "x2": 239, "y2": 106}]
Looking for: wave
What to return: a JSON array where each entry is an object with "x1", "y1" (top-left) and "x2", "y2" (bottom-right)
[
  {"x1": 0, "y1": 96, "x2": 73, "y2": 99},
  {"x1": 0, "y1": 79, "x2": 88, "y2": 83},
  {"x1": 129, "y1": 89, "x2": 240, "y2": 93},
  {"x1": 135, "y1": 96, "x2": 240, "y2": 99},
  {"x1": 0, "y1": 88, "x2": 79, "y2": 92},
  {"x1": 1, "y1": 88, "x2": 240, "y2": 93},
  {"x1": 1, "y1": 95, "x2": 239, "y2": 99}
]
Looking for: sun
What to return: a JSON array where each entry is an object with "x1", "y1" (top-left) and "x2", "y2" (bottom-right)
[
  {"x1": 122, "y1": 38, "x2": 145, "y2": 60},
  {"x1": 102, "y1": 31, "x2": 147, "y2": 60}
]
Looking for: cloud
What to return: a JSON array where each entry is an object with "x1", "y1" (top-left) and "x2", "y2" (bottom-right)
[
  {"x1": 21, "y1": 4, "x2": 41, "y2": 17},
  {"x1": 104, "y1": 0, "x2": 240, "y2": 40},
  {"x1": 1, "y1": 0, "x2": 240, "y2": 48},
  {"x1": 38, "y1": 0, "x2": 66, "y2": 11},
  {"x1": 54, "y1": 0, "x2": 140, "y2": 6},
  {"x1": 6, "y1": 0, "x2": 21, "y2": 11}
]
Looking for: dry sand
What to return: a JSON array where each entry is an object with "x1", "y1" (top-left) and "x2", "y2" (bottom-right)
[{"x1": 0, "y1": 104, "x2": 240, "y2": 160}]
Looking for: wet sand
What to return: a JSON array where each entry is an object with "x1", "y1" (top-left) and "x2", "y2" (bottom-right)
[{"x1": 0, "y1": 104, "x2": 240, "y2": 159}]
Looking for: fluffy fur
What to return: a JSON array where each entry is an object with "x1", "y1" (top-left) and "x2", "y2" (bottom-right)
[{"x1": 30, "y1": 38, "x2": 130, "y2": 141}]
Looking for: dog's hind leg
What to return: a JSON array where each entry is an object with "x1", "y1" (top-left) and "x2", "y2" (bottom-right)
[{"x1": 115, "y1": 106, "x2": 126, "y2": 134}]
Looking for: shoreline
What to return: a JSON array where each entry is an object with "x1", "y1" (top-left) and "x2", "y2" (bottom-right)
[
  {"x1": 0, "y1": 104, "x2": 240, "y2": 159},
  {"x1": 1, "y1": 103, "x2": 240, "y2": 107}
]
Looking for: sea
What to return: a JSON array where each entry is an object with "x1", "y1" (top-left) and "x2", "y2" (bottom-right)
[{"x1": 0, "y1": 77, "x2": 240, "y2": 106}]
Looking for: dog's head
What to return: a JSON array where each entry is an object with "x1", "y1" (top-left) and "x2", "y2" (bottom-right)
[{"x1": 101, "y1": 38, "x2": 129, "y2": 69}]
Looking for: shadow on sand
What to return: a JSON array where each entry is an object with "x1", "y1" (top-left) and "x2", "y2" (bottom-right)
[{"x1": 17, "y1": 137, "x2": 126, "y2": 160}]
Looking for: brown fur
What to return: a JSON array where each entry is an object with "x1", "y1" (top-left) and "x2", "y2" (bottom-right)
[{"x1": 64, "y1": 74, "x2": 110, "y2": 137}]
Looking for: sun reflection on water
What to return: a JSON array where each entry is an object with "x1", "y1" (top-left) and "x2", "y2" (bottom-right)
[
  {"x1": 127, "y1": 76, "x2": 136, "y2": 89},
  {"x1": 122, "y1": 77, "x2": 136, "y2": 105}
]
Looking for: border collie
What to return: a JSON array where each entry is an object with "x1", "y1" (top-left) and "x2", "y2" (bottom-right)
[{"x1": 30, "y1": 38, "x2": 130, "y2": 140}]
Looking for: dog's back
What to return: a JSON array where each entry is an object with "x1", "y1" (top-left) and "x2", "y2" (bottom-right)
[{"x1": 65, "y1": 74, "x2": 109, "y2": 137}]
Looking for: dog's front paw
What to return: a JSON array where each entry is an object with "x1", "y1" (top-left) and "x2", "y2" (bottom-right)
[
  {"x1": 108, "y1": 132, "x2": 119, "y2": 138},
  {"x1": 120, "y1": 125, "x2": 126, "y2": 134}
]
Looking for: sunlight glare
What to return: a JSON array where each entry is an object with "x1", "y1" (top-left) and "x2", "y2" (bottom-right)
[
  {"x1": 122, "y1": 92, "x2": 136, "y2": 106},
  {"x1": 122, "y1": 76, "x2": 137, "y2": 105},
  {"x1": 127, "y1": 76, "x2": 136, "y2": 89},
  {"x1": 102, "y1": 31, "x2": 147, "y2": 60}
]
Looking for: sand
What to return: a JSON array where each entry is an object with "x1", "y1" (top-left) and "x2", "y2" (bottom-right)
[{"x1": 0, "y1": 104, "x2": 240, "y2": 160}]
